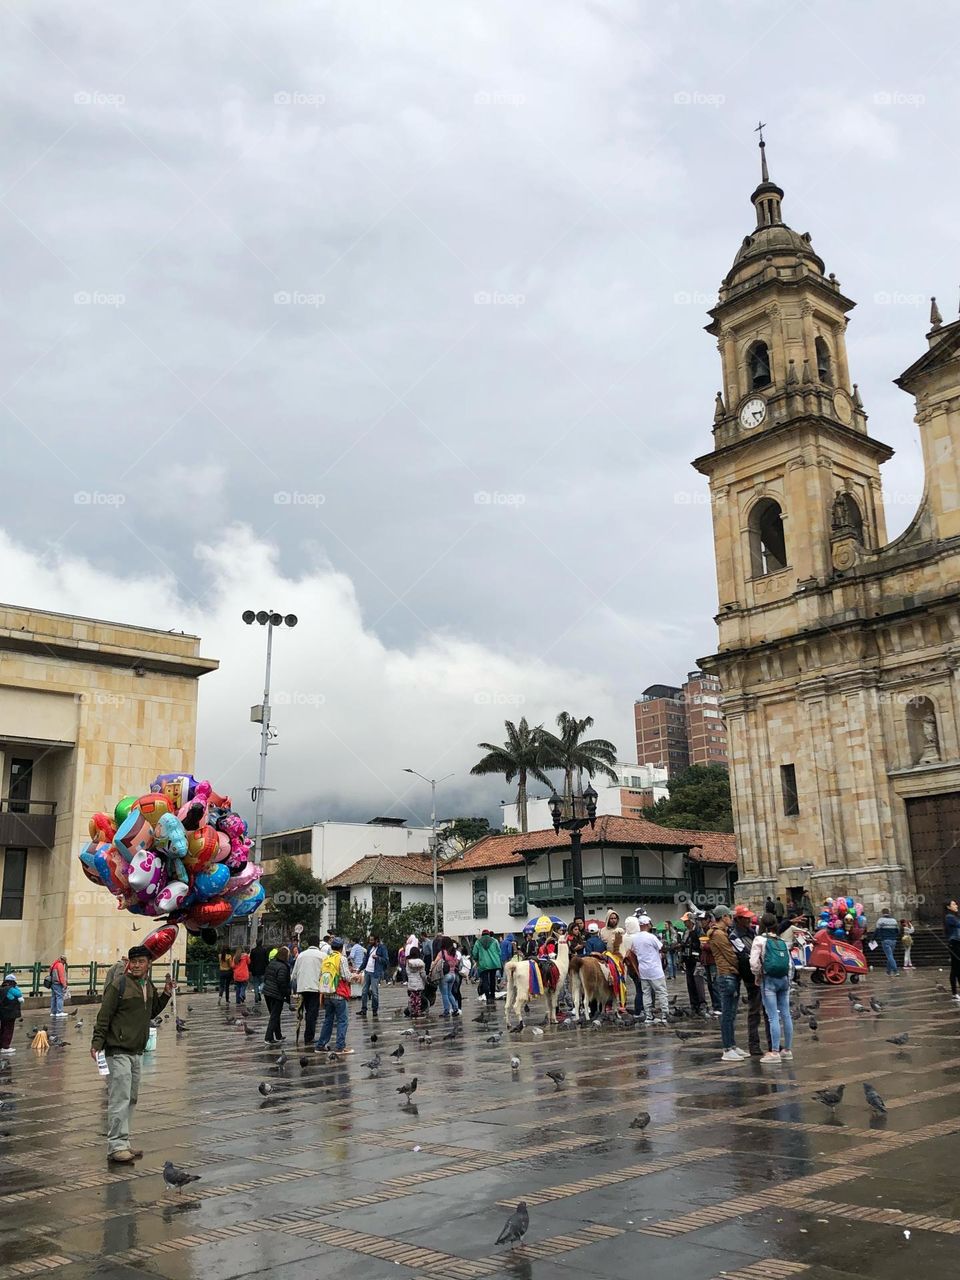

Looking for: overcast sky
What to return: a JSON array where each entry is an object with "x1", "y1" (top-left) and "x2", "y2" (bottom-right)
[{"x1": 4, "y1": 2, "x2": 959, "y2": 831}]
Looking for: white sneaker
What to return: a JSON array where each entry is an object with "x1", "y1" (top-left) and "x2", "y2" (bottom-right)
[
  {"x1": 730, "y1": 1046, "x2": 748, "y2": 1058},
  {"x1": 0, "y1": 1047, "x2": 14, "y2": 1054},
  {"x1": 657, "y1": 1018, "x2": 668, "y2": 1026},
  {"x1": 721, "y1": 1049, "x2": 743, "y2": 1063},
  {"x1": 760, "y1": 1051, "x2": 781, "y2": 1064}
]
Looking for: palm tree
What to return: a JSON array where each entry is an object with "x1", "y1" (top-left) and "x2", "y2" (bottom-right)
[
  {"x1": 539, "y1": 711, "x2": 618, "y2": 813},
  {"x1": 470, "y1": 718, "x2": 553, "y2": 833}
]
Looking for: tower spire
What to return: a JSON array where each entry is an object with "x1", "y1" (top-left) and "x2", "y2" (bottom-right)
[{"x1": 749, "y1": 121, "x2": 783, "y2": 228}]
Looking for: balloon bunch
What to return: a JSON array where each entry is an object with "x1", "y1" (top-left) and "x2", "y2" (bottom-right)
[
  {"x1": 78, "y1": 773, "x2": 263, "y2": 958},
  {"x1": 819, "y1": 895, "x2": 867, "y2": 939}
]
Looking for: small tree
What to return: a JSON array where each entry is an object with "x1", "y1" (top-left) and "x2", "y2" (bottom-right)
[
  {"x1": 644, "y1": 764, "x2": 734, "y2": 833},
  {"x1": 381, "y1": 903, "x2": 440, "y2": 958},
  {"x1": 437, "y1": 816, "x2": 498, "y2": 856},
  {"x1": 336, "y1": 898, "x2": 372, "y2": 946},
  {"x1": 263, "y1": 855, "x2": 326, "y2": 934}
]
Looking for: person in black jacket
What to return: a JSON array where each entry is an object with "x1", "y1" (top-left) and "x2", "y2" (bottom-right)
[
  {"x1": 730, "y1": 907, "x2": 770, "y2": 1057},
  {"x1": 680, "y1": 913, "x2": 708, "y2": 1015},
  {"x1": 249, "y1": 939, "x2": 270, "y2": 1004},
  {"x1": 263, "y1": 946, "x2": 292, "y2": 1043}
]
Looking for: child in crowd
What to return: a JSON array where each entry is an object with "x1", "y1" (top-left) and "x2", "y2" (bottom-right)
[
  {"x1": 0, "y1": 972, "x2": 24, "y2": 1053},
  {"x1": 900, "y1": 919, "x2": 915, "y2": 968},
  {"x1": 406, "y1": 946, "x2": 426, "y2": 1016}
]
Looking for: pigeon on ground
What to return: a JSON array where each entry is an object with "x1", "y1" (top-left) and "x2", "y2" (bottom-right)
[
  {"x1": 675, "y1": 1029, "x2": 698, "y2": 1041},
  {"x1": 630, "y1": 1111, "x2": 651, "y2": 1131},
  {"x1": 486, "y1": 1031, "x2": 503, "y2": 1045},
  {"x1": 390, "y1": 1044, "x2": 404, "y2": 1060},
  {"x1": 886, "y1": 1032, "x2": 909, "y2": 1046},
  {"x1": 852, "y1": 1003, "x2": 865, "y2": 1013},
  {"x1": 508, "y1": 1022, "x2": 524, "y2": 1035},
  {"x1": 273, "y1": 1051, "x2": 288, "y2": 1073},
  {"x1": 370, "y1": 1034, "x2": 378, "y2": 1044},
  {"x1": 442, "y1": 1027, "x2": 461, "y2": 1041},
  {"x1": 847, "y1": 992, "x2": 859, "y2": 1003},
  {"x1": 870, "y1": 997, "x2": 883, "y2": 1013},
  {"x1": 299, "y1": 1056, "x2": 310, "y2": 1068},
  {"x1": 175, "y1": 1018, "x2": 187, "y2": 1033},
  {"x1": 473, "y1": 1012, "x2": 491, "y2": 1024},
  {"x1": 401, "y1": 1028, "x2": 416, "y2": 1037},
  {"x1": 163, "y1": 1161, "x2": 201, "y2": 1195},
  {"x1": 258, "y1": 1081, "x2": 273, "y2": 1097},
  {"x1": 74, "y1": 1019, "x2": 84, "y2": 1031},
  {"x1": 187, "y1": 1005, "x2": 193, "y2": 1013},
  {"x1": 545, "y1": 1070, "x2": 565, "y2": 1091},
  {"x1": 808, "y1": 1017, "x2": 818, "y2": 1032},
  {"x1": 397, "y1": 1077, "x2": 418, "y2": 1100},
  {"x1": 863, "y1": 1082, "x2": 886, "y2": 1115},
  {"x1": 496, "y1": 1201, "x2": 529, "y2": 1246},
  {"x1": 418, "y1": 1033, "x2": 432, "y2": 1046},
  {"x1": 813, "y1": 1084, "x2": 845, "y2": 1113},
  {"x1": 363, "y1": 1054, "x2": 381, "y2": 1073},
  {"x1": 243, "y1": 1024, "x2": 255, "y2": 1037}
]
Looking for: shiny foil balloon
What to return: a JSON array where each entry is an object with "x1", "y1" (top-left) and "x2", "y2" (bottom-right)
[
  {"x1": 136, "y1": 792, "x2": 174, "y2": 826},
  {"x1": 194, "y1": 863, "x2": 230, "y2": 900},
  {"x1": 185, "y1": 900, "x2": 233, "y2": 928},
  {"x1": 114, "y1": 795, "x2": 138, "y2": 828},
  {"x1": 143, "y1": 923, "x2": 179, "y2": 959},
  {"x1": 114, "y1": 809, "x2": 153, "y2": 862}
]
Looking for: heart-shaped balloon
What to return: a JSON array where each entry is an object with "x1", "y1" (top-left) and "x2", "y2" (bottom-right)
[
  {"x1": 185, "y1": 900, "x2": 233, "y2": 928},
  {"x1": 143, "y1": 923, "x2": 179, "y2": 959}
]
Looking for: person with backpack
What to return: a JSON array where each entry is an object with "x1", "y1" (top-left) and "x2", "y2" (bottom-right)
[
  {"x1": 730, "y1": 906, "x2": 770, "y2": 1057},
  {"x1": 750, "y1": 913, "x2": 794, "y2": 1063},
  {"x1": 1, "y1": 972, "x2": 24, "y2": 1053},
  {"x1": 90, "y1": 945, "x2": 173, "y2": 1162},
  {"x1": 471, "y1": 930, "x2": 502, "y2": 1003},
  {"x1": 315, "y1": 938, "x2": 360, "y2": 1053},
  {"x1": 262, "y1": 946, "x2": 292, "y2": 1043},
  {"x1": 430, "y1": 936, "x2": 459, "y2": 1017}
]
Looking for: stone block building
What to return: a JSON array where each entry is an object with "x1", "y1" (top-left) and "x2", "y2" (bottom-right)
[{"x1": 693, "y1": 136, "x2": 960, "y2": 923}]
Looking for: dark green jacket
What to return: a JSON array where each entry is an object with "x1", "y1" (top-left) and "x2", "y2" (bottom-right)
[
  {"x1": 91, "y1": 974, "x2": 169, "y2": 1055},
  {"x1": 471, "y1": 934, "x2": 502, "y2": 972}
]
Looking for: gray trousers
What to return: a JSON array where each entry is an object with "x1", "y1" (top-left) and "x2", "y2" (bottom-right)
[
  {"x1": 106, "y1": 1052, "x2": 141, "y2": 1154},
  {"x1": 641, "y1": 976, "x2": 669, "y2": 1021}
]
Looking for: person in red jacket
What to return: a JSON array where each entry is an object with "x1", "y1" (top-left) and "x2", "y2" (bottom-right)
[
  {"x1": 232, "y1": 950, "x2": 251, "y2": 1004},
  {"x1": 49, "y1": 955, "x2": 68, "y2": 1018}
]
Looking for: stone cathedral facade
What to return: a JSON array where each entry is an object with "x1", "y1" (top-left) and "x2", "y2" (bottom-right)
[{"x1": 693, "y1": 141, "x2": 960, "y2": 922}]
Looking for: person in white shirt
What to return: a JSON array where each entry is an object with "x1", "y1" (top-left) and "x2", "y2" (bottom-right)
[
  {"x1": 291, "y1": 937, "x2": 324, "y2": 1044},
  {"x1": 628, "y1": 916, "x2": 669, "y2": 1024},
  {"x1": 318, "y1": 934, "x2": 333, "y2": 957}
]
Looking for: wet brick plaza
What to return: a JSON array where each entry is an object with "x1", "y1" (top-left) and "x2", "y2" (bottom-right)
[{"x1": 2, "y1": 971, "x2": 960, "y2": 1280}]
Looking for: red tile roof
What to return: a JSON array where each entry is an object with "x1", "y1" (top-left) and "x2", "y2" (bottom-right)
[
  {"x1": 441, "y1": 816, "x2": 737, "y2": 873},
  {"x1": 325, "y1": 853, "x2": 434, "y2": 888}
]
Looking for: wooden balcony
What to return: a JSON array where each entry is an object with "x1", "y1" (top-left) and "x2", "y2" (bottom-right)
[
  {"x1": 0, "y1": 799, "x2": 57, "y2": 850},
  {"x1": 526, "y1": 874, "x2": 687, "y2": 907}
]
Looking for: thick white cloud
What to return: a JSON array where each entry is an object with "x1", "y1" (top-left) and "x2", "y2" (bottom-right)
[{"x1": 0, "y1": 526, "x2": 633, "y2": 827}]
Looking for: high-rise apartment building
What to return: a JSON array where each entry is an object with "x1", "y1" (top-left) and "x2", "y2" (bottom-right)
[{"x1": 634, "y1": 672, "x2": 728, "y2": 777}]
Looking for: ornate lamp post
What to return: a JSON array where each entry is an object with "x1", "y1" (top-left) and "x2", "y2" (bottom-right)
[{"x1": 548, "y1": 783, "x2": 598, "y2": 923}]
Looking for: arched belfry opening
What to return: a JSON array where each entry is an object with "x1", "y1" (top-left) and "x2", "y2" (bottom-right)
[
  {"x1": 748, "y1": 340, "x2": 772, "y2": 391},
  {"x1": 749, "y1": 498, "x2": 787, "y2": 576}
]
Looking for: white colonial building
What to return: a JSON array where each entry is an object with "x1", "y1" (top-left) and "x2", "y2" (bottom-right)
[
  {"x1": 441, "y1": 815, "x2": 737, "y2": 937},
  {"x1": 322, "y1": 854, "x2": 436, "y2": 936}
]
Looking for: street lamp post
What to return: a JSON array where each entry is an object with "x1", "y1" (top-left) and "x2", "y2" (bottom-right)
[
  {"x1": 242, "y1": 610, "x2": 298, "y2": 864},
  {"x1": 549, "y1": 783, "x2": 598, "y2": 924},
  {"x1": 403, "y1": 768, "x2": 454, "y2": 932}
]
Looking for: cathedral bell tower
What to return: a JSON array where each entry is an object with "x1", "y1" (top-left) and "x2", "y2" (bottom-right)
[{"x1": 693, "y1": 131, "x2": 894, "y2": 651}]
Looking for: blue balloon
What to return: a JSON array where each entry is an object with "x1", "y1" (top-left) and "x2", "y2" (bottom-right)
[
  {"x1": 194, "y1": 863, "x2": 230, "y2": 900},
  {"x1": 229, "y1": 884, "x2": 264, "y2": 918}
]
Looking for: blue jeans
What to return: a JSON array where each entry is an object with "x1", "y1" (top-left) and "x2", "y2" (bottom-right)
[
  {"x1": 717, "y1": 974, "x2": 740, "y2": 1050},
  {"x1": 251, "y1": 976, "x2": 264, "y2": 1003},
  {"x1": 881, "y1": 938, "x2": 898, "y2": 974},
  {"x1": 316, "y1": 996, "x2": 349, "y2": 1051},
  {"x1": 50, "y1": 983, "x2": 65, "y2": 1016},
  {"x1": 760, "y1": 975, "x2": 793, "y2": 1052},
  {"x1": 440, "y1": 973, "x2": 456, "y2": 1014},
  {"x1": 234, "y1": 981, "x2": 247, "y2": 1003},
  {"x1": 706, "y1": 964, "x2": 721, "y2": 1012},
  {"x1": 361, "y1": 972, "x2": 381, "y2": 1014}
]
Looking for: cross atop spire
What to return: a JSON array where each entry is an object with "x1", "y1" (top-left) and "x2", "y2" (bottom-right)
[{"x1": 755, "y1": 120, "x2": 769, "y2": 182}]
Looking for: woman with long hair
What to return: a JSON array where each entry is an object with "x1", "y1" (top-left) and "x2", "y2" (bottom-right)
[{"x1": 218, "y1": 948, "x2": 234, "y2": 1005}]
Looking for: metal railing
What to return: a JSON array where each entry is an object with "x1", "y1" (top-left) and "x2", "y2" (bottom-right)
[
  {"x1": 527, "y1": 874, "x2": 688, "y2": 904},
  {"x1": 0, "y1": 960, "x2": 223, "y2": 998}
]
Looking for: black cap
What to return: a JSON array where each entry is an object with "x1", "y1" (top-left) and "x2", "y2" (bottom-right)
[{"x1": 127, "y1": 945, "x2": 151, "y2": 960}]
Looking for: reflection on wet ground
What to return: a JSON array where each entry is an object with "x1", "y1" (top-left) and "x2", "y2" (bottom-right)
[{"x1": 1, "y1": 972, "x2": 959, "y2": 1280}]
